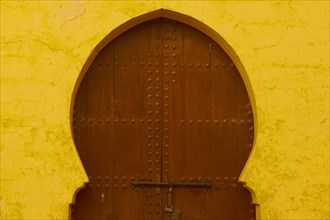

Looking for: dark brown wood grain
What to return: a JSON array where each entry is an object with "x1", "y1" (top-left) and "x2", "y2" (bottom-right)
[{"x1": 71, "y1": 18, "x2": 255, "y2": 220}]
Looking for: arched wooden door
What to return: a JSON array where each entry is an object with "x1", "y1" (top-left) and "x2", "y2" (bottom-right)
[{"x1": 71, "y1": 18, "x2": 255, "y2": 220}]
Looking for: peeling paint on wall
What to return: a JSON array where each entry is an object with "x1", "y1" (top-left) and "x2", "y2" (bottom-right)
[{"x1": 1, "y1": 1, "x2": 329, "y2": 219}]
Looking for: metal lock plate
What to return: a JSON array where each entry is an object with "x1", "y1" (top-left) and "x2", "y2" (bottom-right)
[{"x1": 165, "y1": 204, "x2": 173, "y2": 213}]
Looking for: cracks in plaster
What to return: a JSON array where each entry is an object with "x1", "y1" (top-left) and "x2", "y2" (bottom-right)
[
  {"x1": 60, "y1": 8, "x2": 87, "y2": 27},
  {"x1": 34, "y1": 39, "x2": 67, "y2": 54},
  {"x1": 1, "y1": 40, "x2": 23, "y2": 46},
  {"x1": 253, "y1": 26, "x2": 289, "y2": 50}
]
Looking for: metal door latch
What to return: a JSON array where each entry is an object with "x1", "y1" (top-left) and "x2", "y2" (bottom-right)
[
  {"x1": 131, "y1": 179, "x2": 210, "y2": 219},
  {"x1": 165, "y1": 186, "x2": 173, "y2": 213},
  {"x1": 131, "y1": 181, "x2": 211, "y2": 188}
]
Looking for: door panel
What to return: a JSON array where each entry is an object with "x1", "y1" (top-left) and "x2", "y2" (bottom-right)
[{"x1": 71, "y1": 18, "x2": 255, "y2": 220}]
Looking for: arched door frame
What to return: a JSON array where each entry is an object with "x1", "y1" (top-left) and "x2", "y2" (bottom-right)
[{"x1": 70, "y1": 8, "x2": 259, "y2": 219}]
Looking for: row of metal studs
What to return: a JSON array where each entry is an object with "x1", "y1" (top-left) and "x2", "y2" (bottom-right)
[
  {"x1": 146, "y1": 21, "x2": 162, "y2": 220},
  {"x1": 74, "y1": 118, "x2": 253, "y2": 125},
  {"x1": 103, "y1": 62, "x2": 235, "y2": 68}
]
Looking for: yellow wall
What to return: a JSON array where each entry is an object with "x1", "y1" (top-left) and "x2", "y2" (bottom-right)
[{"x1": 1, "y1": 1, "x2": 329, "y2": 219}]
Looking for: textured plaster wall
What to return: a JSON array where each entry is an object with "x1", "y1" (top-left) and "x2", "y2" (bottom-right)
[{"x1": 1, "y1": 1, "x2": 329, "y2": 219}]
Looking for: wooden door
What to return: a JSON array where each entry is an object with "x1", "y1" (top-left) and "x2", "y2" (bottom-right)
[{"x1": 71, "y1": 18, "x2": 255, "y2": 220}]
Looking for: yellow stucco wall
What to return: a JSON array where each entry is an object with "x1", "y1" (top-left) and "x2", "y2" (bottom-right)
[{"x1": 1, "y1": 1, "x2": 329, "y2": 219}]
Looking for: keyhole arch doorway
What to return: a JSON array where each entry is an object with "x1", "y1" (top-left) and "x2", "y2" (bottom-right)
[{"x1": 70, "y1": 9, "x2": 258, "y2": 220}]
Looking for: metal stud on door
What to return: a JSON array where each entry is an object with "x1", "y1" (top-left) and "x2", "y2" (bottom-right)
[{"x1": 71, "y1": 18, "x2": 255, "y2": 220}]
